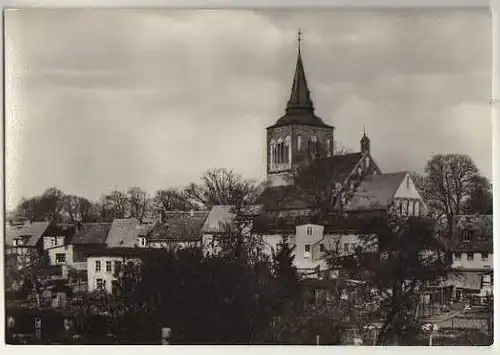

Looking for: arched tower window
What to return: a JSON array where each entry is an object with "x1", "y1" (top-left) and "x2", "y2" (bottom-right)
[
  {"x1": 285, "y1": 136, "x2": 291, "y2": 167},
  {"x1": 327, "y1": 139, "x2": 331, "y2": 157},
  {"x1": 277, "y1": 138, "x2": 284, "y2": 168},
  {"x1": 269, "y1": 140, "x2": 276, "y2": 171},
  {"x1": 297, "y1": 135, "x2": 302, "y2": 151}
]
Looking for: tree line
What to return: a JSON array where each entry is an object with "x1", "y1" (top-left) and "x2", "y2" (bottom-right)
[
  {"x1": 9, "y1": 154, "x2": 492, "y2": 234},
  {"x1": 9, "y1": 168, "x2": 261, "y2": 224}
]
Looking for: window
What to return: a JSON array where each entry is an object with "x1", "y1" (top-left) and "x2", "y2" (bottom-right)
[
  {"x1": 408, "y1": 200, "x2": 414, "y2": 216},
  {"x1": 305, "y1": 244, "x2": 311, "y2": 252},
  {"x1": 115, "y1": 261, "x2": 122, "y2": 273},
  {"x1": 344, "y1": 243, "x2": 350, "y2": 254},
  {"x1": 51, "y1": 238, "x2": 57, "y2": 247},
  {"x1": 406, "y1": 175, "x2": 410, "y2": 189},
  {"x1": 95, "y1": 260, "x2": 101, "y2": 272},
  {"x1": 55, "y1": 253, "x2": 66, "y2": 264},
  {"x1": 326, "y1": 139, "x2": 331, "y2": 156},
  {"x1": 481, "y1": 252, "x2": 488, "y2": 261},
  {"x1": 138, "y1": 237, "x2": 146, "y2": 247},
  {"x1": 453, "y1": 252, "x2": 462, "y2": 260},
  {"x1": 297, "y1": 135, "x2": 302, "y2": 150},
  {"x1": 106, "y1": 261, "x2": 112, "y2": 272},
  {"x1": 467, "y1": 253, "x2": 474, "y2": 261},
  {"x1": 319, "y1": 243, "x2": 325, "y2": 253},
  {"x1": 414, "y1": 201, "x2": 420, "y2": 216},
  {"x1": 462, "y1": 230, "x2": 473, "y2": 242},
  {"x1": 96, "y1": 278, "x2": 106, "y2": 291},
  {"x1": 306, "y1": 227, "x2": 313, "y2": 235}
]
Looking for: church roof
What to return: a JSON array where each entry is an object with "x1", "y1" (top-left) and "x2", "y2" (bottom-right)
[
  {"x1": 346, "y1": 172, "x2": 408, "y2": 212},
  {"x1": 268, "y1": 36, "x2": 332, "y2": 129},
  {"x1": 257, "y1": 153, "x2": 364, "y2": 210}
]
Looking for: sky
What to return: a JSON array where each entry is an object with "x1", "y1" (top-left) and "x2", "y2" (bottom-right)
[{"x1": 5, "y1": 8, "x2": 492, "y2": 210}]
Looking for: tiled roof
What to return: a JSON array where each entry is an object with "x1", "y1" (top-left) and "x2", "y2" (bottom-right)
[
  {"x1": 346, "y1": 172, "x2": 408, "y2": 212},
  {"x1": 5, "y1": 221, "x2": 51, "y2": 247},
  {"x1": 72, "y1": 223, "x2": 112, "y2": 245},
  {"x1": 147, "y1": 211, "x2": 209, "y2": 241},
  {"x1": 257, "y1": 153, "x2": 363, "y2": 211},
  {"x1": 106, "y1": 218, "x2": 155, "y2": 248},
  {"x1": 201, "y1": 205, "x2": 263, "y2": 234},
  {"x1": 450, "y1": 215, "x2": 493, "y2": 253}
]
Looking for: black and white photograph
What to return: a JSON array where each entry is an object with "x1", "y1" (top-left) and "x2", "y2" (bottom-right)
[{"x1": 3, "y1": 7, "x2": 494, "y2": 346}]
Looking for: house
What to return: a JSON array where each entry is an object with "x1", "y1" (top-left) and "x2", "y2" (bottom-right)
[
  {"x1": 144, "y1": 210, "x2": 209, "y2": 249},
  {"x1": 86, "y1": 248, "x2": 149, "y2": 294},
  {"x1": 65, "y1": 223, "x2": 112, "y2": 279},
  {"x1": 447, "y1": 215, "x2": 493, "y2": 303},
  {"x1": 5, "y1": 221, "x2": 51, "y2": 269}
]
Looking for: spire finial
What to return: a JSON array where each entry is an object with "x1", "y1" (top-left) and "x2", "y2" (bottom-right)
[
  {"x1": 297, "y1": 28, "x2": 303, "y2": 51},
  {"x1": 362, "y1": 120, "x2": 366, "y2": 136}
]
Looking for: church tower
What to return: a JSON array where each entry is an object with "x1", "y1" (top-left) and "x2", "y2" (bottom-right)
[{"x1": 266, "y1": 30, "x2": 334, "y2": 187}]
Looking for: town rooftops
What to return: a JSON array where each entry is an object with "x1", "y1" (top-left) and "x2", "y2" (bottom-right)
[
  {"x1": 147, "y1": 211, "x2": 209, "y2": 241},
  {"x1": 5, "y1": 221, "x2": 51, "y2": 247},
  {"x1": 105, "y1": 218, "x2": 156, "y2": 248},
  {"x1": 201, "y1": 205, "x2": 263, "y2": 234},
  {"x1": 346, "y1": 172, "x2": 409, "y2": 212},
  {"x1": 71, "y1": 223, "x2": 112, "y2": 245}
]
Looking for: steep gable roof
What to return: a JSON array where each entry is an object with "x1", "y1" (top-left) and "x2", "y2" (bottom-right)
[
  {"x1": 201, "y1": 205, "x2": 263, "y2": 234},
  {"x1": 72, "y1": 223, "x2": 112, "y2": 245},
  {"x1": 106, "y1": 218, "x2": 155, "y2": 248},
  {"x1": 147, "y1": 211, "x2": 209, "y2": 241},
  {"x1": 5, "y1": 221, "x2": 51, "y2": 247},
  {"x1": 346, "y1": 172, "x2": 408, "y2": 212}
]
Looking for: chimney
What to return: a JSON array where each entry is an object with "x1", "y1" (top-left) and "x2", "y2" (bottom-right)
[{"x1": 190, "y1": 209, "x2": 194, "y2": 217}]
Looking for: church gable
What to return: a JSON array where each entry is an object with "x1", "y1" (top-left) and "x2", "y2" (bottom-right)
[{"x1": 394, "y1": 173, "x2": 422, "y2": 200}]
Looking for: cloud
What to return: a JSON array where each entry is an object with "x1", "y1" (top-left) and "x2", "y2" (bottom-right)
[{"x1": 5, "y1": 9, "x2": 492, "y2": 209}]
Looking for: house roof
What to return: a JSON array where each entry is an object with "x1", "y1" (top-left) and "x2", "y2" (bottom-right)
[
  {"x1": 71, "y1": 223, "x2": 112, "y2": 245},
  {"x1": 450, "y1": 215, "x2": 493, "y2": 253},
  {"x1": 147, "y1": 211, "x2": 209, "y2": 241},
  {"x1": 445, "y1": 271, "x2": 485, "y2": 290},
  {"x1": 105, "y1": 218, "x2": 155, "y2": 248},
  {"x1": 346, "y1": 172, "x2": 408, "y2": 212},
  {"x1": 257, "y1": 153, "x2": 363, "y2": 211},
  {"x1": 201, "y1": 205, "x2": 263, "y2": 234},
  {"x1": 5, "y1": 221, "x2": 51, "y2": 247},
  {"x1": 83, "y1": 247, "x2": 155, "y2": 258}
]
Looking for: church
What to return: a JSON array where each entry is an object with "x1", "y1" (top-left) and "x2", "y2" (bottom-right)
[{"x1": 202, "y1": 32, "x2": 426, "y2": 273}]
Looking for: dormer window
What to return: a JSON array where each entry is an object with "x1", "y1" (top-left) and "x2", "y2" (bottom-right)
[
  {"x1": 306, "y1": 226, "x2": 313, "y2": 236},
  {"x1": 138, "y1": 237, "x2": 147, "y2": 247},
  {"x1": 462, "y1": 229, "x2": 473, "y2": 242}
]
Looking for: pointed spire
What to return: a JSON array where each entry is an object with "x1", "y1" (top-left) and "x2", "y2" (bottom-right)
[
  {"x1": 286, "y1": 29, "x2": 314, "y2": 115},
  {"x1": 361, "y1": 127, "x2": 370, "y2": 154}
]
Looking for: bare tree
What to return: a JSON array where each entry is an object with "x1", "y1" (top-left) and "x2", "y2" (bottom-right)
[
  {"x1": 61, "y1": 194, "x2": 94, "y2": 222},
  {"x1": 184, "y1": 168, "x2": 261, "y2": 209},
  {"x1": 102, "y1": 190, "x2": 129, "y2": 219},
  {"x1": 127, "y1": 186, "x2": 150, "y2": 223},
  {"x1": 420, "y1": 154, "x2": 487, "y2": 237},
  {"x1": 153, "y1": 188, "x2": 195, "y2": 212}
]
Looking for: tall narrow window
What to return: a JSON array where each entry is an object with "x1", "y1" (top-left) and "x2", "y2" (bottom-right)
[
  {"x1": 106, "y1": 261, "x2": 112, "y2": 272},
  {"x1": 327, "y1": 139, "x2": 331, "y2": 157},
  {"x1": 95, "y1": 260, "x2": 101, "y2": 272},
  {"x1": 297, "y1": 135, "x2": 302, "y2": 150},
  {"x1": 285, "y1": 136, "x2": 291, "y2": 167},
  {"x1": 406, "y1": 175, "x2": 410, "y2": 189},
  {"x1": 269, "y1": 141, "x2": 275, "y2": 171}
]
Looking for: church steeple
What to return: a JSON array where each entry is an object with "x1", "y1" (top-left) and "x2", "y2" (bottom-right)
[{"x1": 286, "y1": 29, "x2": 314, "y2": 115}]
